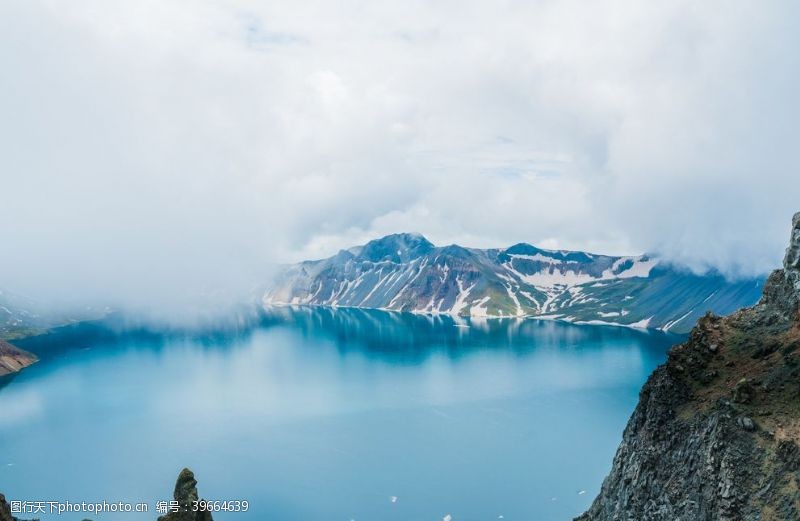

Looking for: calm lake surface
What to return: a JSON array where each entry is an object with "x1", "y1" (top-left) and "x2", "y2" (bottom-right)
[{"x1": 0, "y1": 308, "x2": 682, "y2": 520}]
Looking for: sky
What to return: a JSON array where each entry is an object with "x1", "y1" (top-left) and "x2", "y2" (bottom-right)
[{"x1": 1, "y1": 0, "x2": 799, "y2": 310}]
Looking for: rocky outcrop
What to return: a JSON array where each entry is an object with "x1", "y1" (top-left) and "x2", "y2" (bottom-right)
[
  {"x1": 0, "y1": 340, "x2": 37, "y2": 376},
  {"x1": 577, "y1": 213, "x2": 800, "y2": 521},
  {"x1": 0, "y1": 494, "x2": 15, "y2": 521},
  {"x1": 157, "y1": 468, "x2": 213, "y2": 521},
  {"x1": 0, "y1": 468, "x2": 211, "y2": 521},
  {"x1": 0, "y1": 493, "x2": 36, "y2": 521}
]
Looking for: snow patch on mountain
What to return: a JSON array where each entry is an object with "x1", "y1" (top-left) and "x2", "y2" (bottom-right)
[{"x1": 260, "y1": 233, "x2": 765, "y2": 334}]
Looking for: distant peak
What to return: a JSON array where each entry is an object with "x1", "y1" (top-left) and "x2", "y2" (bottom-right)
[
  {"x1": 376, "y1": 232, "x2": 431, "y2": 243},
  {"x1": 505, "y1": 243, "x2": 541, "y2": 255},
  {"x1": 359, "y1": 233, "x2": 434, "y2": 262}
]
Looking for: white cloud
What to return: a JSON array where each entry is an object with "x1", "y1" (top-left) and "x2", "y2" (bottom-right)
[{"x1": 0, "y1": 0, "x2": 798, "y2": 311}]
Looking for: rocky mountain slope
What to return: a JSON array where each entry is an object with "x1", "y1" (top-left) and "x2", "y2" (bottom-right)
[
  {"x1": 263, "y1": 233, "x2": 764, "y2": 333},
  {"x1": 0, "y1": 340, "x2": 37, "y2": 377},
  {"x1": 576, "y1": 213, "x2": 800, "y2": 521}
]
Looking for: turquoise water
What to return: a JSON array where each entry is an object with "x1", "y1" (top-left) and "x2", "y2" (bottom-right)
[{"x1": 0, "y1": 308, "x2": 680, "y2": 520}]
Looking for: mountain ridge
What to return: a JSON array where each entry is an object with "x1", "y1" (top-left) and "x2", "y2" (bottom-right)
[{"x1": 262, "y1": 233, "x2": 765, "y2": 333}]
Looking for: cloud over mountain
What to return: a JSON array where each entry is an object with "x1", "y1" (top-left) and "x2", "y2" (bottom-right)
[{"x1": 1, "y1": 0, "x2": 798, "y2": 310}]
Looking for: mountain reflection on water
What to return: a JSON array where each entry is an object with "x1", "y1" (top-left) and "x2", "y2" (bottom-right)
[{"x1": 2, "y1": 306, "x2": 682, "y2": 520}]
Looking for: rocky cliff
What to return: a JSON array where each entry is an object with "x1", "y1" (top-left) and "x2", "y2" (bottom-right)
[
  {"x1": 263, "y1": 233, "x2": 764, "y2": 333},
  {"x1": 0, "y1": 340, "x2": 37, "y2": 376},
  {"x1": 157, "y1": 468, "x2": 213, "y2": 521},
  {"x1": 577, "y1": 213, "x2": 800, "y2": 521}
]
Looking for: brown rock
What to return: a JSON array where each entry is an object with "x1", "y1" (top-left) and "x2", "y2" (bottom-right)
[{"x1": 0, "y1": 340, "x2": 37, "y2": 376}]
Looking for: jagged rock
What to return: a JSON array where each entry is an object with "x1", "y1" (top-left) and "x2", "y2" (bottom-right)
[
  {"x1": 157, "y1": 468, "x2": 213, "y2": 521},
  {"x1": 0, "y1": 494, "x2": 14, "y2": 521},
  {"x1": 733, "y1": 378, "x2": 755, "y2": 404},
  {"x1": 2, "y1": 468, "x2": 213, "y2": 521},
  {"x1": 699, "y1": 369, "x2": 718, "y2": 384},
  {"x1": 785, "y1": 212, "x2": 800, "y2": 275},
  {"x1": 737, "y1": 416, "x2": 756, "y2": 431},
  {"x1": 756, "y1": 212, "x2": 800, "y2": 324},
  {"x1": 0, "y1": 493, "x2": 37, "y2": 521},
  {"x1": 576, "y1": 213, "x2": 800, "y2": 521}
]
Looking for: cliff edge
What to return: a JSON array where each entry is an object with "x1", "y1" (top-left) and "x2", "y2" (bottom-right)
[{"x1": 577, "y1": 213, "x2": 800, "y2": 520}]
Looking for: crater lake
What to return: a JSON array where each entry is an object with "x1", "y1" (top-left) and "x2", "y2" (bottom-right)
[{"x1": 0, "y1": 307, "x2": 681, "y2": 520}]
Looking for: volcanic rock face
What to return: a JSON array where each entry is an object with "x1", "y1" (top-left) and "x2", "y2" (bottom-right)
[
  {"x1": 157, "y1": 468, "x2": 213, "y2": 521},
  {"x1": 576, "y1": 213, "x2": 800, "y2": 521},
  {"x1": 0, "y1": 340, "x2": 37, "y2": 376}
]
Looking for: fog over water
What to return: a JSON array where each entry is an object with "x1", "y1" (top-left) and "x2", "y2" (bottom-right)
[
  {"x1": 1, "y1": 308, "x2": 682, "y2": 520},
  {"x1": 1, "y1": 1, "x2": 798, "y2": 316}
]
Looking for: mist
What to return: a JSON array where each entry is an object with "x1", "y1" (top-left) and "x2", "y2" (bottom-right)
[{"x1": 1, "y1": 0, "x2": 799, "y2": 318}]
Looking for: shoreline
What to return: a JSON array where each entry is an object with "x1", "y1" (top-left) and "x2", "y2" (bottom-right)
[
  {"x1": 262, "y1": 302, "x2": 682, "y2": 335},
  {"x1": 0, "y1": 340, "x2": 38, "y2": 377}
]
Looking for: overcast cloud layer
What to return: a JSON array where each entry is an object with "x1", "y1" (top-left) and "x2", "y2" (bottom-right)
[{"x1": 1, "y1": 0, "x2": 799, "y2": 310}]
